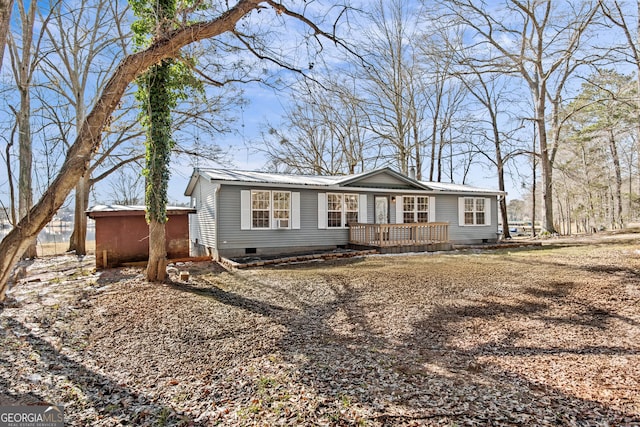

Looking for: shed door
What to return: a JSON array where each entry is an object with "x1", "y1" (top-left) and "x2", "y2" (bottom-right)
[{"x1": 375, "y1": 196, "x2": 388, "y2": 224}]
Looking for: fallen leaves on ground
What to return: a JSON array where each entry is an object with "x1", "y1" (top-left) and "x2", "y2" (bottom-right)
[{"x1": 1, "y1": 234, "x2": 639, "y2": 426}]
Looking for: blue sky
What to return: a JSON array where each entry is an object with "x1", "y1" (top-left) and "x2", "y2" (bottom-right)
[{"x1": 2, "y1": 0, "x2": 611, "y2": 214}]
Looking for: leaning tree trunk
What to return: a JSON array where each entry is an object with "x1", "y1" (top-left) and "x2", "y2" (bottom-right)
[{"x1": 0, "y1": 0, "x2": 262, "y2": 300}]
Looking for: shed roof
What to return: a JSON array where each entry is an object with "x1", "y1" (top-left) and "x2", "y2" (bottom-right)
[{"x1": 87, "y1": 205, "x2": 195, "y2": 218}]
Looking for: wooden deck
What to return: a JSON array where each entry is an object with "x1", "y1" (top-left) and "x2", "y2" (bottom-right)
[{"x1": 349, "y1": 222, "x2": 449, "y2": 248}]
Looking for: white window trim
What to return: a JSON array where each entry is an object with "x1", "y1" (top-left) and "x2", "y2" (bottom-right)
[
  {"x1": 458, "y1": 197, "x2": 491, "y2": 226},
  {"x1": 321, "y1": 192, "x2": 361, "y2": 229},
  {"x1": 271, "y1": 191, "x2": 292, "y2": 230},
  {"x1": 241, "y1": 190, "x2": 300, "y2": 230},
  {"x1": 327, "y1": 193, "x2": 344, "y2": 228},
  {"x1": 396, "y1": 195, "x2": 436, "y2": 224},
  {"x1": 251, "y1": 190, "x2": 273, "y2": 230},
  {"x1": 344, "y1": 194, "x2": 360, "y2": 227}
]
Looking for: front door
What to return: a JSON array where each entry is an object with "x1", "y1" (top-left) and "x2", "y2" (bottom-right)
[{"x1": 375, "y1": 196, "x2": 388, "y2": 224}]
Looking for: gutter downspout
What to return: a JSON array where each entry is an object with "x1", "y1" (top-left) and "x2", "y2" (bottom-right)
[{"x1": 213, "y1": 183, "x2": 220, "y2": 261}]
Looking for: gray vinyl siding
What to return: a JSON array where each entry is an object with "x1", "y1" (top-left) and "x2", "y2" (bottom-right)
[
  {"x1": 217, "y1": 185, "x2": 352, "y2": 256},
  {"x1": 192, "y1": 181, "x2": 500, "y2": 257},
  {"x1": 434, "y1": 194, "x2": 499, "y2": 243},
  {"x1": 345, "y1": 174, "x2": 414, "y2": 189},
  {"x1": 191, "y1": 178, "x2": 218, "y2": 250}
]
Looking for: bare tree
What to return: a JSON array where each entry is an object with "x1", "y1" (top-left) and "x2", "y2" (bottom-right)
[
  {"x1": 261, "y1": 78, "x2": 373, "y2": 175},
  {"x1": 107, "y1": 165, "x2": 145, "y2": 205},
  {"x1": 7, "y1": 0, "x2": 54, "y2": 258},
  {"x1": 418, "y1": 26, "x2": 468, "y2": 182},
  {"x1": 438, "y1": 0, "x2": 600, "y2": 233},
  {"x1": 261, "y1": 99, "x2": 337, "y2": 175},
  {"x1": 38, "y1": 0, "x2": 130, "y2": 256},
  {"x1": 359, "y1": 0, "x2": 425, "y2": 175},
  {"x1": 457, "y1": 70, "x2": 527, "y2": 239},
  {"x1": 600, "y1": 0, "x2": 640, "y2": 206},
  {"x1": 37, "y1": 0, "x2": 236, "y2": 256}
]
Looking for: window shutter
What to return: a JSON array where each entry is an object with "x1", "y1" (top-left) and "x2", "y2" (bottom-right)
[
  {"x1": 429, "y1": 196, "x2": 436, "y2": 222},
  {"x1": 395, "y1": 196, "x2": 403, "y2": 224},
  {"x1": 317, "y1": 193, "x2": 327, "y2": 229},
  {"x1": 241, "y1": 190, "x2": 251, "y2": 230},
  {"x1": 292, "y1": 192, "x2": 301, "y2": 229},
  {"x1": 358, "y1": 194, "x2": 367, "y2": 223},
  {"x1": 458, "y1": 197, "x2": 466, "y2": 226},
  {"x1": 485, "y1": 197, "x2": 492, "y2": 226}
]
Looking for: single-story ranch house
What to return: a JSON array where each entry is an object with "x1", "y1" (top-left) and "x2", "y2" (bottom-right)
[{"x1": 184, "y1": 167, "x2": 504, "y2": 259}]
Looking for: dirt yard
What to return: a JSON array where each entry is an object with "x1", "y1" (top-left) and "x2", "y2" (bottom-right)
[{"x1": 1, "y1": 233, "x2": 639, "y2": 426}]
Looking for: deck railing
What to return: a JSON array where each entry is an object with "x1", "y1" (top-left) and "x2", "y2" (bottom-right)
[{"x1": 349, "y1": 222, "x2": 449, "y2": 247}]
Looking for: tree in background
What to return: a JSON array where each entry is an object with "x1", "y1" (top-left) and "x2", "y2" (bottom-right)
[
  {"x1": 260, "y1": 78, "x2": 372, "y2": 175},
  {"x1": 417, "y1": 22, "x2": 468, "y2": 183},
  {"x1": 6, "y1": 0, "x2": 53, "y2": 258},
  {"x1": 600, "y1": 1, "x2": 640, "y2": 218},
  {"x1": 556, "y1": 70, "x2": 637, "y2": 231},
  {"x1": 0, "y1": 0, "x2": 355, "y2": 298},
  {"x1": 436, "y1": 0, "x2": 600, "y2": 234},
  {"x1": 359, "y1": 0, "x2": 424, "y2": 176},
  {"x1": 39, "y1": 0, "x2": 131, "y2": 256}
]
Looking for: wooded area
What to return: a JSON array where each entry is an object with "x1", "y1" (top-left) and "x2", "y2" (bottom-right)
[{"x1": 1, "y1": 0, "x2": 640, "y2": 295}]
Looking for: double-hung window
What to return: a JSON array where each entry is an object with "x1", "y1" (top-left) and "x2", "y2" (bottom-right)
[
  {"x1": 272, "y1": 191, "x2": 291, "y2": 228},
  {"x1": 250, "y1": 190, "x2": 291, "y2": 229},
  {"x1": 403, "y1": 196, "x2": 430, "y2": 223},
  {"x1": 345, "y1": 194, "x2": 359, "y2": 225},
  {"x1": 462, "y1": 197, "x2": 487, "y2": 225},
  {"x1": 327, "y1": 194, "x2": 343, "y2": 227},
  {"x1": 326, "y1": 193, "x2": 359, "y2": 228},
  {"x1": 251, "y1": 191, "x2": 271, "y2": 228}
]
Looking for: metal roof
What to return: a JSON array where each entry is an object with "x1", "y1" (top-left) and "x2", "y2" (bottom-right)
[
  {"x1": 420, "y1": 181, "x2": 504, "y2": 195},
  {"x1": 86, "y1": 205, "x2": 195, "y2": 216},
  {"x1": 195, "y1": 169, "x2": 346, "y2": 186},
  {"x1": 184, "y1": 167, "x2": 504, "y2": 196}
]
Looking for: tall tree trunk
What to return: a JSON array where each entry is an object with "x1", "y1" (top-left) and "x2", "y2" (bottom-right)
[
  {"x1": 68, "y1": 99, "x2": 89, "y2": 254},
  {"x1": 413, "y1": 118, "x2": 422, "y2": 180},
  {"x1": 436, "y1": 134, "x2": 444, "y2": 182},
  {"x1": 143, "y1": 59, "x2": 173, "y2": 282},
  {"x1": 146, "y1": 219, "x2": 167, "y2": 281},
  {"x1": 0, "y1": 0, "x2": 13, "y2": 73},
  {"x1": 536, "y1": 99, "x2": 557, "y2": 234},
  {"x1": 608, "y1": 128, "x2": 624, "y2": 228},
  {"x1": 12, "y1": 0, "x2": 38, "y2": 259},
  {"x1": 531, "y1": 151, "x2": 537, "y2": 238},
  {"x1": 429, "y1": 104, "x2": 440, "y2": 181},
  {"x1": 17, "y1": 78, "x2": 37, "y2": 259},
  {"x1": 69, "y1": 173, "x2": 90, "y2": 254},
  {"x1": 495, "y1": 148, "x2": 511, "y2": 240}
]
